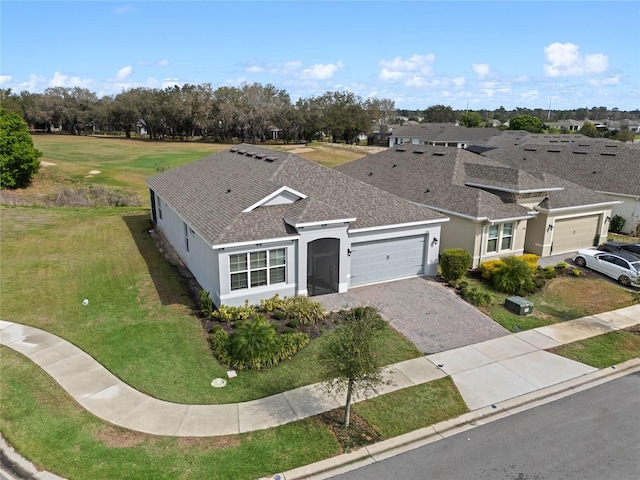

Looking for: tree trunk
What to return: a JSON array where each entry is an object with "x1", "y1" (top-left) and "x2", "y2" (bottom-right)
[{"x1": 344, "y1": 379, "x2": 353, "y2": 427}]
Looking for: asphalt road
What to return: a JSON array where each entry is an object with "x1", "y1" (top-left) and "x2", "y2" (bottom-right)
[{"x1": 333, "y1": 371, "x2": 640, "y2": 480}]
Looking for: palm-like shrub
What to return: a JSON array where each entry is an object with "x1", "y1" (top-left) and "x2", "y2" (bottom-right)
[
  {"x1": 228, "y1": 315, "x2": 280, "y2": 369},
  {"x1": 491, "y1": 256, "x2": 534, "y2": 295}
]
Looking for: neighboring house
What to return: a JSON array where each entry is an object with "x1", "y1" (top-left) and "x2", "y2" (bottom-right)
[
  {"x1": 146, "y1": 145, "x2": 446, "y2": 307},
  {"x1": 336, "y1": 145, "x2": 618, "y2": 267},
  {"x1": 545, "y1": 119, "x2": 584, "y2": 132},
  {"x1": 388, "y1": 124, "x2": 502, "y2": 149},
  {"x1": 482, "y1": 142, "x2": 640, "y2": 235}
]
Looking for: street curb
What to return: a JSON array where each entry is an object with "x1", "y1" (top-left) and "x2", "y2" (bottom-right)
[
  {"x1": 0, "y1": 435, "x2": 65, "y2": 480},
  {"x1": 273, "y1": 357, "x2": 640, "y2": 480}
]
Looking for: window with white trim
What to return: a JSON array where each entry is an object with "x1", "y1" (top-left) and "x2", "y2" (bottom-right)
[
  {"x1": 229, "y1": 248, "x2": 286, "y2": 291},
  {"x1": 487, "y1": 222, "x2": 514, "y2": 253},
  {"x1": 184, "y1": 222, "x2": 189, "y2": 252}
]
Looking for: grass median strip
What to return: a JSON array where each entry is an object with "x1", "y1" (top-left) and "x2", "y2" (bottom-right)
[{"x1": 547, "y1": 326, "x2": 640, "y2": 368}]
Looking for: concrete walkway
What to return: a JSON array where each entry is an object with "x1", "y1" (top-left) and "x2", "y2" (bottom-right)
[{"x1": 1, "y1": 304, "x2": 638, "y2": 438}]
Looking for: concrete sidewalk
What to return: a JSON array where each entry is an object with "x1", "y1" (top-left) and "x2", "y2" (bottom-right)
[{"x1": 1, "y1": 304, "x2": 638, "y2": 439}]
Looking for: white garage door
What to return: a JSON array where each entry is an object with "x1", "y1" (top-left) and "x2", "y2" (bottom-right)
[
  {"x1": 350, "y1": 235, "x2": 425, "y2": 286},
  {"x1": 553, "y1": 215, "x2": 600, "y2": 254}
]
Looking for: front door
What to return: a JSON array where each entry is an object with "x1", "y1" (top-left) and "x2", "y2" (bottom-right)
[{"x1": 307, "y1": 238, "x2": 340, "y2": 296}]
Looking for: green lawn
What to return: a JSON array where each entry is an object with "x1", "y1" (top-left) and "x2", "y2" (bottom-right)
[
  {"x1": 1, "y1": 346, "x2": 468, "y2": 480},
  {"x1": 461, "y1": 274, "x2": 638, "y2": 332},
  {"x1": 548, "y1": 328, "x2": 640, "y2": 368},
  {"x1": 31, "y1": 135, "x2": 228, "y2": 199},
  {"x1": 0, "y1": 205, "x2": 420, "y2": 403}
]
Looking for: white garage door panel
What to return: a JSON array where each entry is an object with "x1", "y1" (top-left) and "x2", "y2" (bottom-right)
[
  {"x1": 350, "y1": 236, "x2": 425, "y2": 286},
  {"x1": 553, "y1": 215, "x2": 600, "y2": 253}
]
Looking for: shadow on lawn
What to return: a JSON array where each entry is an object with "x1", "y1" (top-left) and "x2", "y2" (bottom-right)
[{"x1": 122, "y1": 213, "x2": 196, "y2": 308}]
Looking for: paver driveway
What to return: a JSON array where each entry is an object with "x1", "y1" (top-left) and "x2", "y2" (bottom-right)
[{"x1": 315, "y1": 276, "x2": 509, "y2": 354}]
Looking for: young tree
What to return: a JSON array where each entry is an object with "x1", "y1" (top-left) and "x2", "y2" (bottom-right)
[
  {"x1": 0, "y1": 108, "x2": 42, "y2": 189},
  {"x1": 318, "y1": 306, "x2": 387, "y2": 427},
  {"x1": 579, "y1": 121, "x2": 599, "y2": 138},
  {"x1": 508, "y1": 115, "x2": 545, "y2": 133},
  {"x1": 459, "y1": 111, "x2": 483, "y2": 128}
]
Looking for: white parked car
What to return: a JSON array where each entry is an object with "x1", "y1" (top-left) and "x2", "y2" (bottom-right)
[{"x1": 573, "y1": 249, "x2": 640, "y2": 287}]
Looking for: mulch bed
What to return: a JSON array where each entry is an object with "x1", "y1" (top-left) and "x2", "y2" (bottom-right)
[{"x1": 318, "y1": 408, "x2": 381, "y2": 452}]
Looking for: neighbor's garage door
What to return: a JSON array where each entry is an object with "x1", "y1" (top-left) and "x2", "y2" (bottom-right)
[
  {"x1": 350, "y1": 235, "x2": 425, "y2": 286},
  {"x1": 552, "y1": 215, "x2": 600, "y2": 253}
]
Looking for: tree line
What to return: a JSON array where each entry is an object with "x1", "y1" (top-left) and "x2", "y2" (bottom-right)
[
  {"x1": 0, "y1": 84, "x2": 396, "y2": 144},
  {"x1": 1, "y1": 84, "x2": 637, "y2": 144}
]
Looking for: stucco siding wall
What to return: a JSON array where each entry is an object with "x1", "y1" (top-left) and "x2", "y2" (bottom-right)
[
  {"x1": 604, "y1": 193, "x2": 640, "y2": 234},
  {"x1": 153, "y1": 194, "x2": 219, "y2": 304},
  {"x1": 438, "y1": 216, "x2": 479, "y2": 263}
]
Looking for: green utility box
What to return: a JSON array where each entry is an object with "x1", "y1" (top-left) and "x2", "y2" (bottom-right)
[{"x1": 505, "y1": 296, "x2": 534, "y2": 316}]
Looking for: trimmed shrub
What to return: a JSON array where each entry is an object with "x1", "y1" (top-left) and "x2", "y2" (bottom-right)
[
  {"x1": 556, "y1": 261, "x2": 568, "y2": 269},
  {"x1": 572, "y1": 269, "x2": 582, "y2": 277},
  {"x1": 491, "y1": 256, "x2": 535, "y2": 295},
  {"x1": 609, "y1": 215, "x2": 625, "y2": 234},
  {"x1": 479, "y1": 259, "x2": 504, "y2": 280},
  {"x1": 281, "y1": 296, "x2": 325, "y2": 325},
  {"x1": 199, "y1": 290, "x2": 214, "y2": 317},
  {"x1": 209, "y1": 328, "x2": 232, "y2": 366},
  {"x1": 459, "y1": 283, "x2": 494, "y2": 307},
  {"x1": 212, "y1": 301, "x2": 256, "y2": 322},
  {"x1": 440, "y1": 248, "x2": 472, "y2": 282}
]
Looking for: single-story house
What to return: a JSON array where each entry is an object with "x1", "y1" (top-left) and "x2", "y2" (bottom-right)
[
  {"x1": 482, "y1": 142, "x2": 640, "y2": 235},
  {"x1": 146, "y1": 145, "x2": 447, "y2": 307},
  {"x1": 388, "y1": 124, "x2": 502, "y2": 149},
  {"x1": 336, "y1": 145, "x2": 619, "y2": 267}
]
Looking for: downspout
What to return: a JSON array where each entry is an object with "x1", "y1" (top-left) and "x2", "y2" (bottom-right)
[{"x1": 479, "y1": 221, "x2": 487, "y2": 266}]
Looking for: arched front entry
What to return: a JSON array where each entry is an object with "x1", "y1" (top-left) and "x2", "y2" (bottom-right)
[{"x1": 307, "y1": 238, "x2": 340, "y2": 296}]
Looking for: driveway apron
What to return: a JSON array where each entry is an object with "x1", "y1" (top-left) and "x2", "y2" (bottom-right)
[{"x1": 315, "y1": 276, "x2": 509, "y2": 354}]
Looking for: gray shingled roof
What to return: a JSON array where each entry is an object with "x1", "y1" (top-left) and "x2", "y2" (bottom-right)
[
  {"x1": 482, "y1": 142, "x2": 640, "y2": 196},
  {"x1": 390, "y1": 124, "x2": 502, "y2": 145},
  {"x1": 146, "y1": 144, "x2": 445, "y2": 246},
  {"x1": 336, "y1": 144, "x2": 617, "y2": 221}
]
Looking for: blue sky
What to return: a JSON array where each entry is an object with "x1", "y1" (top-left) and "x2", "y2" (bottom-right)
[{"x1": 2, "y1": 1, "x2": 639, "y2": 110}]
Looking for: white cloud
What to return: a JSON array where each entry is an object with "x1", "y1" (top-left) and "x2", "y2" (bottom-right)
[
  {"x1": 543, "y1": 42, "x2": 608, "y2": 77},
  {"x1": 115, "y1": 66, "x2": 132, "y2": 81},
  {"x1": 49, "y1": 71, "x2": 93, "y2": 88},
  {"x1": 299, "y1": 61, "x2": 343, "y2": 80},
  {"x1": 115, "y1": 5, "x2": 134, "y2": 14},
  {"x1": 378, "y1": 54, "x2": 435, "y2": 84},
  {"x1": 589, "y1": 74, "x2": 621, "y2": 86},
  {"x1": 520, "y1": 90, "x2": 540, "y2": 102},
  {"x1": 156, "y1": 59, "x2": 169, "y2": 67},
  {"x1": 0, "y1": 75, "x2": 12, "y2": 87},
  {"x1": 472, "y1": 63, "x2": 491, "y2": 78},
  {"x1": 246, "y1": 65, "x2": 264, "y2": 73}
]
